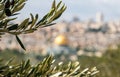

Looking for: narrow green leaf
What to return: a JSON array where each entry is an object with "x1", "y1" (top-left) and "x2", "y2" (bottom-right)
[
  {"x1": 48, "y1": 8, "x2": 55, "y2": 17},
  {"x1": 5, "y1": 57, "x2": 14, "y2": 65},
  {"x1": 27, "y1": 67, "x2": 35, "y2": 77},
  {"x1": 24, "y1": 59, "x2": 30, "y2": 69},
  {"x1": 17, "y1": 18, "x2": 29, "y2": 30},
  {"x1": 36, "y1": 14, "x2": 48, "y2": 25},
  {"x1": 0, "y1": 4, "x2": 4, "y2": 11},
  {"x1": 28, "y1": 13, "x2": 34, "y2": 26},
  {"x1": 52, "y1": 0, "x2": 56, "y2": 9},
  {"x1": 30, "y1": 14, "x2": 38, "y2": 29},
  {"x1": 57, "y1": 1, "x2": 62, "y2": 9},
  {"x1": 30, "y1": 13, "x2": 34, "y2": 22},
  {"x1": 49, "y1": 6, "x2": 66, "y2": 23},
  {"x1": 12, "y1": 3, "x2": 25, "y2": 13},
  {"x1": 24, "y1": 29, "x2": 35, "y2": 34},
  {"x1": 0, "y1": 10, "x2": 6, "y2": 20},
  {"x1": 6, "y1": 17, "x2": 17, "y2": 23},
  {"x1": 16, "y1": 35, "x2": 26, "y2": 50},
  {"x1": 7, "y1": 24, "x2": 18, "y2": 31},
  {"x1": 53, "y1": 6, "x2": 66, "y2": 20},
  {"x1": 40, "y1": 23, "x2": 56, "y2": 28}
]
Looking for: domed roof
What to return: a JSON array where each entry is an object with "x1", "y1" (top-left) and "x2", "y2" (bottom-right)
[{"x1": 54, "y1": 34, "x2": 68, "y2": 46}]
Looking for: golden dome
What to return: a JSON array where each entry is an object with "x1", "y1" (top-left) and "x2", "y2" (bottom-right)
[{"x1": 54, "y1": 34, "x2": 68, "y2": 45}]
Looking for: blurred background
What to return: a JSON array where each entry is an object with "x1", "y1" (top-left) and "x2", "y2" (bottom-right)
[{"x1": 0, "y1": 0, "x2": 120, "y2": 77}]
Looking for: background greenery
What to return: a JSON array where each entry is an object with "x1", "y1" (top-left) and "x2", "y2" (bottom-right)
[{"x1": 0, "y1": 44, "x2": 120, "y2": 77}]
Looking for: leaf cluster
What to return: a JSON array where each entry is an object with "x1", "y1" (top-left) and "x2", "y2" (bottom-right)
[
  {"x1": 0, "y1": 56, "x2": 99, "y2": 77},
  {"x1": 0, "y1": 0, "x2": 66, "y2": 50}
]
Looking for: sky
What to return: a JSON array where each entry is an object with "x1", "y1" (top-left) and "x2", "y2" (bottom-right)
[{"x1": 18, "y1": 0, "x2": 120, "y2": 22}]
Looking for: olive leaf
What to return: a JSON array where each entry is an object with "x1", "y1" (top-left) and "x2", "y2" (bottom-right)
[
  {"x1": 16, "y1": 35, "x2": 26, "y2": 50},
  {"x1": 7, "y1": 24, "x2": 18, "y2": 31}
]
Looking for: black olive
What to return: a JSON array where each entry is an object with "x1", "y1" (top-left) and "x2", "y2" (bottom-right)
[
  {"x1": 11, "y1": 0, "x2": 15, "y2": 5},
  {"x1": 5, "y1": 8, "x2": 12, "y2": 16},
  {"x1": 5, "y1": 0, "x2": 10, "y2": 8},
  {"x1": 11, "y1": 0, "x2": 15, "y2": 8}
]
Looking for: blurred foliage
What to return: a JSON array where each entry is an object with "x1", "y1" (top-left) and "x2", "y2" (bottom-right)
[
  {"x1": 1, "y1": 44, "x2": 120, "y2": 77},
  {"x1": 77, "y1": 44, "x2": 120, "y2": 77},
  {"x1": 0, "y1": 49, "x2": 24, "y2": 64},
  {"x1": 0, "y1": 0, "x2": 66, "y2": 50},
  {"x1": 0, "y1": 51, "x2": 98, "y2": 77}
]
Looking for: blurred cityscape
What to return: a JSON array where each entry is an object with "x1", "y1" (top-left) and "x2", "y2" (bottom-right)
[{"x1": 0, "y1": 12, "x2": 120, "y2": 56}]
